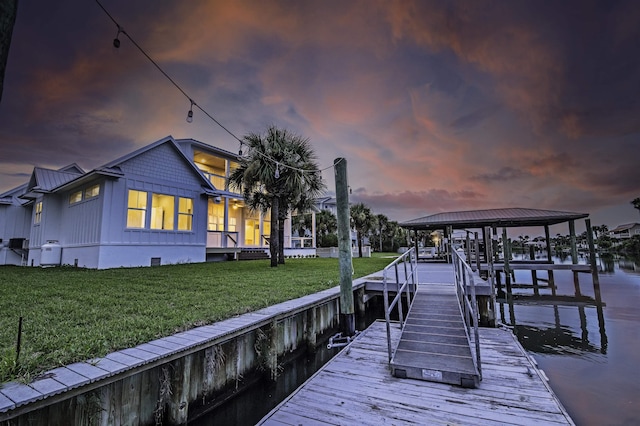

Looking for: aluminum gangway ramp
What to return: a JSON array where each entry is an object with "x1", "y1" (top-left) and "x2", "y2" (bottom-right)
[{"x1": 390, "y1": 286, "x2": 481, "y2": 388}]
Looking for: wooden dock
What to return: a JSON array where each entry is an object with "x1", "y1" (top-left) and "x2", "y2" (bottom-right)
[
  {"x1": 260, "y1": 261, "x2": 574, "y2": 425},
  {"x1": 259, "y1": 319, "x2": 574, "y2": 425}
]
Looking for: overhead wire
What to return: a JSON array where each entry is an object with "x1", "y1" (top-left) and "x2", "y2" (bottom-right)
[{"x1": 94, "y1": 0, "x2": 341, "y2": 176}]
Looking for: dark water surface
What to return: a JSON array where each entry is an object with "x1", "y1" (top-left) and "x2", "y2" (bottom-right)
[{"x1": 504, "y1": 255, "x2": 640, "y2": 426}]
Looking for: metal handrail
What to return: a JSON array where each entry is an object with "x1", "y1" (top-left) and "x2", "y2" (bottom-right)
[
  {"x1": 383, "y1": 248, "x2": 418, "y2": 362},
  {"x1": 451, "y1": 248, "x2": 482, "y2": 380}
]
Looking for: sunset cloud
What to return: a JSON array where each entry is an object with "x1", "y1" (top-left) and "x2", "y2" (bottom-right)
[{"x1": 1, "y1": 0, "x2": 638, "y2": 228}]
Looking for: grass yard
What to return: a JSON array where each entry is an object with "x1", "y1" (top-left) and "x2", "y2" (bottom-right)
[{"x1": 0, "y1": 254, "x2": 395, "y2": 383}]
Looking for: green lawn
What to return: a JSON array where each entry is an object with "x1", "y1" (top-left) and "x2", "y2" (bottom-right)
[{"x1": 0, "y1": 254, "x2": 395, "y2": 382}]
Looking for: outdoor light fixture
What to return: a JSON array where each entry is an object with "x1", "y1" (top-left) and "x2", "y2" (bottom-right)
[
  {"x1": 186, "y1": 100, "x2": 194, "y2": 123},
  {"x1": 113, "y1": 27, "x2": 122, "y2": 48}
]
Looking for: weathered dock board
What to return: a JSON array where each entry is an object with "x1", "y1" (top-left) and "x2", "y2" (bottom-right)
[{"x1": 259, "y1": 320, "x2": 574, "y2": 425}]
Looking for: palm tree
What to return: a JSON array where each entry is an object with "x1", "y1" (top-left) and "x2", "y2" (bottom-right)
[
  {"x1": 229, "y1": 126, "x2": 324, "y2": 267},
  {"x1": 315, "y1": 209, "x2": 337, "y2": 247},
  {"x1": 632, "y1": 198, "x2": 640, "y2": 218},
  {"x1": 0, "y1": 0, "x2": 19, "y2": 103},
  {"x1": 350, "y1": 203, "x2": 375, "y2": 258},
  {"x1": 375, "y1": 214, "x2": 389, "y2": 252}
]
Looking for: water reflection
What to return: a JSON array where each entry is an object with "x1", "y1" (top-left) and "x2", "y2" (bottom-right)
[
  {"x1": 618, "y1": 256, "x2": 640, "y2": 274},
  {"x1": 498, "y1": 254, "x2": 609, "y2": 356},
  {"x1": 501, "y1": 302, "x2": 608, "y2": 355}
]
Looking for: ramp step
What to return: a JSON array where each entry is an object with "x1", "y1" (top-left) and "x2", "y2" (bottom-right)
[{"x1": 391, "y1": 289, "x2": 480, "y2": 388}]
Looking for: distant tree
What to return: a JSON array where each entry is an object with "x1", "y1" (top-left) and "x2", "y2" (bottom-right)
[
  {"x1": 350, "y1": 203, "x2": 376, "y2": 258},
  {"x1": 315, "y1": 210, "x2": 337, "y2": 246},
  {"x1": 389, "y1": 221, "x2": 408, "y2": 252},
  {"x1": 291, "y1": 212, "x2": 312, "y2": 237},
  {"x1": 632, "y1": 198, "x2": 640, "y2": 218},
  {"x1": 375, "y1": 214, "x2": 389, "y2": 252}
]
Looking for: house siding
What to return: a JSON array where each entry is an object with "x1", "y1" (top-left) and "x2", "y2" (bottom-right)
[
  {"x1": 0, "y1": 202, "x2": 32, "y2": 265},
  {"x1": 0, "y1": 203, "x2": 31, "y2": 243},
  {"x1": 119, "y1": 143, "x2": 203, "y2": 187},
  {"x1": 62, "y1": 186, "x2": 103, "y2": 245}
]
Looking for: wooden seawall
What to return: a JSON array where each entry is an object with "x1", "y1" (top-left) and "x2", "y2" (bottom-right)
[{"x1": 0, "y1": 281, "x2": 373, "y2": 425}]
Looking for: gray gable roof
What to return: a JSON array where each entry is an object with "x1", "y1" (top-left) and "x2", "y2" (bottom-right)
[
  {"x1": 611, "y1": 223, "x2": 640, "y2": 233},
  {"x1": 401, "y1": 207, "x2": 589, "y2": 229},
  {"x1": 100, "y1": 135, "x2": 217, "y2": 193},
  {"x1": 22, "y1": 165, "x2": 86, "y2": 197}
]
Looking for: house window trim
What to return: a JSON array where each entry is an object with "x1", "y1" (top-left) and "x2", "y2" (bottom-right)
[
  {"x1": 34, "y1": 201, "x2": 43, "y2": 224},
  {"x1": 126, "y1": 190, "x2": 196, "y2": 233},
  {"x1": 69, "y1": 183, "x2": 101, "y2": 206},
  {"x1": 126, "y1": 189, "x2": 148, "y2": 229},
  {"x1": 178, "y1": 197, "x2": 194, "y2": 232}
]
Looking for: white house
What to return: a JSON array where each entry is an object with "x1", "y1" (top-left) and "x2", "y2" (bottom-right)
[
  {"x1": 0, "y1": 136, "x2": 303, "y2": 269},
  {"x1": 610, "y1": 223, "x2": 640, "y2": 240}
]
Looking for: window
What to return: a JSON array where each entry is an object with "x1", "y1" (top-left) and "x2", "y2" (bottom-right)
[
  {"x1": 127, "y1": 190, "x2": 147, "y2": 228},
  {"x1": 85, "y1": 184, "x2": 100, "y2": 199},
  {"x1": 151, "y1": 193, "x2": 174, "y2": 230},
  {"x1": 69, "y1": 184, "x2": 100, "y2": 205},
  {"x1": 69, "y1": 191, "x2": 83, "y2": 204},
  {"x1": 208, "y1": 199, "x2": 224, "y2": 231},
  {"x1": 34, "y1": 201, "x2": 43, "y2": 224},
  {"x1": 178, "y1": 197, "x2": 193, "y2": 231}
]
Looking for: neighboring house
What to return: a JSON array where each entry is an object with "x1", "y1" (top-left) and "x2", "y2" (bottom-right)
[
  {"x1": 610, "y1": 223, "x2": 640, "y2": 240},
  {"x1": 0, "y1": 136, "x2": 290, "y2": 269}
]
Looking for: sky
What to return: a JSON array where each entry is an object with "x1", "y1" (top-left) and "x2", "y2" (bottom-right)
[{"x1": 1, "y1": 0, "x2": 639, "y2": 234}]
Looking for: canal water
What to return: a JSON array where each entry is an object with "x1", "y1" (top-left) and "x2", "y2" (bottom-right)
[
  {"x1": 504, "y1": 255, "x2": 640, "y2": 426},
  {"x1": 189, "y1": 298, "x2": 387, "y2": 425}
]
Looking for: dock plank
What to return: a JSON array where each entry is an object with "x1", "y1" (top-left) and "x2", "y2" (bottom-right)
[{"x1": 259, "y1": 320, "x2": 574, "y2": 426}]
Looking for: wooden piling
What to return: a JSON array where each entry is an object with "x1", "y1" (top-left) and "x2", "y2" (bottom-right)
[{"x1": 334, "y1": 157, "x2": 355, "y2": 336}]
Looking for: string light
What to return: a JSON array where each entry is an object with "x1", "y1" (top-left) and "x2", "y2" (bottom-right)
[
  {"x1": 186, "y1": 99, "x2": 194, "y2": 123},
  {"x1": 113, "y1": 26, "x2": 122, "y2": 48},
  {"x1": 95, "y1": 0, "x2": 341, "y2": 177}
]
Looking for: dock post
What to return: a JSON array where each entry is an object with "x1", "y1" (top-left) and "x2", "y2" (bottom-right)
[
  {"x1": 502, "y1": 228, "x2": 512, "y2": 297},
  {"x1": 334, "y1": 157, "x2": 355, "y2": 336},
  {"x1": 484, "y1": 226, "x2": 497, "y2": 326},
  {"x1": 474, "y1": 232, "x2": 481, "y2": 273},
  {"x1": 569, "y1": 220, "x2": 582, "y2": 297},
  {"x1": 544, "y1": 225, "x2": 556, "y2": 295},
  {"x1": 585, "y1": 219, "x2": 601, "y2": 296}
]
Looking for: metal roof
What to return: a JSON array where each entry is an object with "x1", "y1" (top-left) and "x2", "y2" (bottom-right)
[
  {"x1": 30, "y1": 167, "x2": 84, "y2": 192},
  {"x1": 400, "y1": 207, "x2": 589, "y2": 230}
]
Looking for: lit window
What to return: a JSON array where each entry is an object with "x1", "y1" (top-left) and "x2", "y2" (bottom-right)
[
  {"x1": 178, "y1": 197, "x2": 193, "y2": 231},
  {"x1": 207, "y1": 199, "x2": 224, "y2": 231},
  {"x1": 85, "y1": 184, "x2": 100, "y2": 199},
  {"x1": 34, "y1": 201, "x2": 43, "y2": 224},
  {"x1": 127, "y1": 190, "x2": 147, "y2": 228},
  {"x1": 151, "y1": 193, "x2": 174, "y2": 230},
  {"x1": 69, "y1": 191, "x2": 83, "y2": 204}
]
